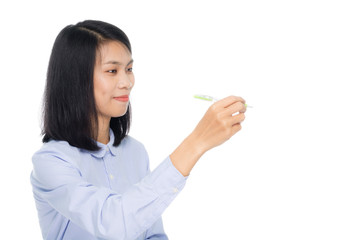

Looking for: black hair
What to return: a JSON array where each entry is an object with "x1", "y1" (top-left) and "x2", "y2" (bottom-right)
[{"x1": 41, "y1": 20, "x2": 132, "y2": 151}]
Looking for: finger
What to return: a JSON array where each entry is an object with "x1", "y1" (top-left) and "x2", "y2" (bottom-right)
[
  {"x1": 228, "y1": 113, "x2": 245, "y2": 126},
  {"x1": 215, "y1": 95, "x2": 246, "y2": 109},
  {"x1": 231, "y1": 122, "x2": 242, "y2": 135},
  {"x1": 224, "y1": 101, "x2": 247, "y2": 115}
]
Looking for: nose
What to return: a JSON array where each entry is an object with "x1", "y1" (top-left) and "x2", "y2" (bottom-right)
[{"x1": 117, "y1": 74, "x2": 133, "y2": 89}]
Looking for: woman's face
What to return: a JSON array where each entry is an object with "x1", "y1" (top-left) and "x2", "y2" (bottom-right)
[{"x1": 93, "y1": 41, "x2": 134, "y2": 123}]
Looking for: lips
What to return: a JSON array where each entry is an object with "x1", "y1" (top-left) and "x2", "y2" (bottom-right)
[{"x1": 114, "y1": 95, "x2": 129, "y2": 102}]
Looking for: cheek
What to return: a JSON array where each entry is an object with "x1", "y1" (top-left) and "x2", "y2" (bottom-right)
[{"x1": 94, "y1": 79, "x2": 112, "y2": 107}]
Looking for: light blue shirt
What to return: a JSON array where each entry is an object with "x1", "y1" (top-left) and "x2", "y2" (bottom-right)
[{"x1": 30, "y1": 129, "x2": 188, "y2": 240}]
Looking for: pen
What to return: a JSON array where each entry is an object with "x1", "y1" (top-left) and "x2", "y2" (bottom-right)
[{"x1": 194, "y1": 94, "x2": 253, "y2": 108}]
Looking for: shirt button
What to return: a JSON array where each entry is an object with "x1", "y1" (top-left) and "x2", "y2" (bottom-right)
[
  {"x1": 106, "y1": 146, "x2": 110, "y2": 152},
  {"x1": 173, "y1": 187, "x2": 179, "y2": 193},
  {"x1": 109, "y1": 174, "x2": 114, "y2": 180}
]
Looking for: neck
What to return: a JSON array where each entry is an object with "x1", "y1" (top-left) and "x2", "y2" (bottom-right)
[{"x1": 97, "y1": 117, "x2": 110, "y2": 145}]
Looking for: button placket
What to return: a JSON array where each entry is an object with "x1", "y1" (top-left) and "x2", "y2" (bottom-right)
[{"x1": 102, "y1": 150, "x2": 115, "y2": 189}]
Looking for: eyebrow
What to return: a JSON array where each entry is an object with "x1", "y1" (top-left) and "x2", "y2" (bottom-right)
[{"x1": 104, "y1": 59, "x2": 134, "y2": 66}]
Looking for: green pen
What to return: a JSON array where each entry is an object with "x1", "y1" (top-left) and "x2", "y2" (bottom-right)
[{"x1": 194, "y1": 94, "x2": 252, "y2": 108}]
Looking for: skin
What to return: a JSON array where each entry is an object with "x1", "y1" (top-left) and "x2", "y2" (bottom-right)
[
  {"x1": 93, "y1": 41, "x2": 134, "y2": 144},
  {"x1": 93, "y1": 40, "x2": 247, "y2": 177},
  {"x1": 170, "y1": 96, "x2": 246, "y2": 176}
]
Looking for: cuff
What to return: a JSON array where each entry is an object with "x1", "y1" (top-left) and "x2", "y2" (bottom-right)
[{"x1": 144, "y1": 156, "x2": 188, "y2": 206}]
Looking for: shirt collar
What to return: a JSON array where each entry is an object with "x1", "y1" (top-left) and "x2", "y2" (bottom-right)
[{"x1": 89, "y1": 128, "x2": 121, "y2": 158}]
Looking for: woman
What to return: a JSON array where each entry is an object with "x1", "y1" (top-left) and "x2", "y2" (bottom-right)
[{"x1": 30, "y1": 20, "x2": 247, "y2": 240}]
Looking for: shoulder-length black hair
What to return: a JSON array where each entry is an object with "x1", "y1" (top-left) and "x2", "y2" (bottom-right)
[{"x1": 42, "y1": 20, "x2": 132, "y2": 151}]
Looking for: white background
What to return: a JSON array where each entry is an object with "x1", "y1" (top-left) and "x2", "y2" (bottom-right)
[{"x1": 0, "y1": 0, "x2": 359, "y2": 239}]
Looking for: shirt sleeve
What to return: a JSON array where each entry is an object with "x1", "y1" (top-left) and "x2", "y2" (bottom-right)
[
  {"x1": 144, "y1": 217, "x2": 168, "y2": 240},
  {"x1": 142, "y1": 148, "x2": 170, "y2": 240},
  {"x1": 30, "y1": 146, "x2": 187, "y2": 240}
]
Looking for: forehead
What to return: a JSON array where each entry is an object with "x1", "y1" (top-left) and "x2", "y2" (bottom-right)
[{"x1": 96, "y1": 41, "x2": 131, "y2": 63}]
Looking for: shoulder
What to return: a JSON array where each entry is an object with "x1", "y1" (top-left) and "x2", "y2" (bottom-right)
[
  {"x1": 32, "y1": 139, "x2": 82, "y2": 168},
  {"x1": 121, "y1": 135, "x2": 147, "y2": 154},
  {"x1": 34, "y1": 139, "x2": 80, "y2": 157},
  {"x1": 31, "y1": 140, "x2": 84, "y2": 187},
  {"x1": 121, "y1": 135, "x2": 150, "y2": 173}
]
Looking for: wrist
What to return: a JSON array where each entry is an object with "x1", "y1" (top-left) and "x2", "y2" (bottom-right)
[
  {"x1": 170, "y1": 133, "x2": 205, "y2": 177},
  {"x1": 186, "y1": 131, "x2": 207, "y2": 156}
]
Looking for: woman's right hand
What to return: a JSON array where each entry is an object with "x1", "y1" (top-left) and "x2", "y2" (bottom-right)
[
  {"x1": 190, "y1": 95, "x2": 247, "y2": 154},
  {"x1": 170, "y1": 95, "x2": 247, "y2": 177}
]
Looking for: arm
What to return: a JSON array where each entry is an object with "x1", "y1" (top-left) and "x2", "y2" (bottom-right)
[
  {"x1": 144, "y1": 217, "x2": 168, "y2": 239},
  {"x1": 31, "y1": 95, "x2": 246, "y2": 239},
  {"x1": 170, "y1": 95, "x2": 247, "y2": 176},
  {"x1": 31, "y1": 150, "x2": 185, "y2": 240}
]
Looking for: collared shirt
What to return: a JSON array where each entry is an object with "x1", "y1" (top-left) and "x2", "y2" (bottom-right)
[{"x1": 30, "y1": 129, "x2": 188, "y2": 240}]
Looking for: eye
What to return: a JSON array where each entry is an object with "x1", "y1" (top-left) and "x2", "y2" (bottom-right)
[
  {"x1": 127, "y1": 67, "x2": 133, "y2": 73},
  {"x1": 107, "y1": 69, "x2": 117, "y2": 73}
]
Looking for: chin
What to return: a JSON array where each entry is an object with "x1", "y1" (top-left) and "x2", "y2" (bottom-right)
[{"x1": 112, "y1": 111, "x2": 128, "y2": 118}]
